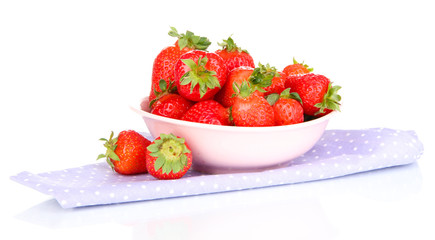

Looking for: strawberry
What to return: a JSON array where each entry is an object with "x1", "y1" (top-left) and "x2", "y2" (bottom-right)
[
  {"x1": 181, "y1": 100, "x2": 230, "y2": 125},
  {"x1": 214, "y1": 63, "x2": 277, "y2": 108},
  {"x1": 282, "y1": 57, "x2": 313, "y2": 76},
  {"x1": 174, "y1": 50, "x2": 228, "y2": 101},
  {"x1": 231, "y1": 81, "x2": 275, "y2": 127},
  {"x1": 267, "y1": 88, "x2": 304, "y2": 125},
  {"x1": 150, "y1": 27, "x2": 211, "y2": 101},
  {"x1": 214, "y1": 66, "x2": 254, "y2": 108},
  {"x1": 257, "y1": 63, "x2": 286, "y2": 96},
  {"x1": 98, "y1": 130, "x2": 151, "y2": 175},
  {"x1": 146, "y1": 133, "x2": 192, "y2": 180},
  {"x1": 150, "y1": 80, "x2": 193, "y2": 119},
  {"x1": 215, "y1": 36, "x2": 255, "y2": 72},
  {"x1": 290, "y1": 73, "x2": 341, "y2": 116},
  {"x1": 282, "y1": 58, "x2": 313, "y2": 89}
]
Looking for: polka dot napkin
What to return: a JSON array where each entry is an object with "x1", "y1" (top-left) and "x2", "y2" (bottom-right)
[{"x1": 11, "y1": 128, "x2": 424, "y2": 208}]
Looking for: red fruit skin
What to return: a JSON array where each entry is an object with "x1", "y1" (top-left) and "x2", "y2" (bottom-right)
[
  {"x1": 150, "y1": 41, "x2": 192, "y2": 101},
  {"x1": 150, "y1": 93, "x2": 193, "y2": 120},
  {"x1": 282, "y1": 63, "x2": 311, "y2": 90},
  {"x1": 174, "y1": 50, "x2": 228, "y2": 102},
  {"x1": 215, "y1": 49, "x2": 255, "y2": 72},
  {"x1": 273, "y1": 98, "x2": 304, "y2": 125},
  {"x1": 214, "y1": 66, "x2": 254, "y2": 108},
  {"x1": 264, "y1": 71, "x2": 287, "y2": 96},
  {"x1": 232, "y1": 94, "x2": 275, "y2": 127},
  {"x1": 145, "y1": 137, "x2": 192, "y2": 180},
  {"x1": 282, "y1": 63, "x2": 311, "y2": 76},
  {"x1": 112, "y1": 130, "x2": 151, "y2": 175},
  {"x1": 181, "y1": 100, "x2": 230, "y2": 125},
  {"x1": 291, "y1": 73, "x2": 332, "y2": 116}
]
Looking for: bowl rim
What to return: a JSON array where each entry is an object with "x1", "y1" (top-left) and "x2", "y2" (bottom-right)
[{"x1": 130, "y1": 97, "x2": 338, "y2": 133}]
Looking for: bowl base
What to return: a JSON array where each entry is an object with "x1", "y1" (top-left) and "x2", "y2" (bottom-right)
[{"x1": 192, "y1": 161, "x2": 292, "y2": 174}]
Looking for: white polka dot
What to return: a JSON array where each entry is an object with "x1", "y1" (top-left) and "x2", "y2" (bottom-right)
[
  {"x1": 155, "y1": 187, "x2": 161, "y2": 191},
  {"x1": 95, "y1": 191, "x2": 100, "y2": 195},
  {"x1": 213, "y1": 184, "x2": 219, "y2": 189},
  {"x1": 110, "y1": 193, "x2": 115, "y2": 198},
  {"x1": 200, "y1": 181, "x2": 205, "y2": 186},
  {"x1": 61, "y1": 200, "x2": 67, "y2": 205},
  {"x1": 353, "y1": 147, "x2": 358, "y2": 151},
  {"x1": 123, "y1": 196, "x2": 129, "y2": 200}
]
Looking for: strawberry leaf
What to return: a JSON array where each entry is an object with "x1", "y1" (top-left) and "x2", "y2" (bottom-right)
[
  {"x1": 147, "y1": 133, "x2": 190, "y2": 175},
  {"x1": 169, "y1": 27, "x2": 211, "y2": 50},
  {"x1": 180, "y1": 56, "x2": 221, "y2": 98},
  {"x1": 266, "y1": 93, "x2": 280, "y2": 106}
]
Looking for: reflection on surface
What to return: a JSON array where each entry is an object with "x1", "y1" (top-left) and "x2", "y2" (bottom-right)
[{"x1": 16, "y1": 163, "x2": 421, "y2": 239}]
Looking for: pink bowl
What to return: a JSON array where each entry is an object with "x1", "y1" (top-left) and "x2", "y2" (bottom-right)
[{"x1": 131, "y1": 97, "x2": 337, "y2": 174}]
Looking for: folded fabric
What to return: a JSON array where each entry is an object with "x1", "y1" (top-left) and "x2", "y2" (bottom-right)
[{"x1": 11, "y1": 128, "x2": 424, "y2": 209}]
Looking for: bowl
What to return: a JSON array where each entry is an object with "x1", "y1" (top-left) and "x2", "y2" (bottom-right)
[{"x1": 131, "y1": 97, "x2": 337, "y2": 174}]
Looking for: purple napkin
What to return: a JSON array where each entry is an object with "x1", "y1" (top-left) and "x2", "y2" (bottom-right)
[{"x1": 11, "y1": 128, "x2": 424, "y2": 208}]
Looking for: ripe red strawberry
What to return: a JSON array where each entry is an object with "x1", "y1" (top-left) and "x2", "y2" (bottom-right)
[
  {"x1": 231, "y1": 81, "x2": 275, "y2": 127},
  {"x1": 174, "y1": 50, "x2": 228, "y2": 101},
  {"x1": 257, "y1": 63, "x2": 286, "y2": 96},
  {"x1": 146, "y1": 133, "x2": 192, "y2": 180},
  {"x1": 150, "y1": 80, "x2": 193, "y2": 119},
  {"x1": 150, "y1": 27, "x2": 211, "y2": 101},
  {"x1": 181, "y1": 100, "x2": 230, "y2": 125},
  {"x1": 282, "y1": 57, "x2": 313, "y2": 76},
  {"x1": 214, "y1": 66, "x2": 254, "y2": 108},
  {"x1": 215, "y1": 36, "x2": 255, "y2": 72},
  {"x1": 214, "y1": 63, "x2": 277, "y2": 108},
  {"x1": 290, "y1": 73, "x2": 341, "y2": 116},
  {"x1": 267, "y1": 88, "x2": 304, "y2": 125},
  {"x1": 282, "y1": 58, "x2": 313, "y2": 89},
  {"x1": 98, "y1": 130, "x2": 151, "y2": 175}
]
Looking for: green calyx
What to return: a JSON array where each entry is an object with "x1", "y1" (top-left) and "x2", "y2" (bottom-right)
[
  {"x1": 232, "y1": 81, "x2": 255, "y2": 98},
  {"x1": 180, "y1": 56, "x2": 220, "y2": 98},
  {"x1": 97, "y1": 131, "x2": 120, "y2": 169},
  {"x1": 266, "y1": 88, "x2": 303, "y2": 106},
  {"x1": 293, "y1": 57, "x2": 314, "y2": 72},
  {"x1": 217, "y1": 36, "x2": 248, "y2": 53},
  {"x1": 168, "y1": 26, "x2": 211, "y2": 51},
  {"x1": 150, "y1": 79, "x2": 177, "y2": 108},
  {"x1": 248, "y1": 62, "x2": 280, "y2": 92},
  {"x1": 314, "y1": 83, "x2": 342, "y2": 115},
  {"x1": 147, "y1": 133, "x2": 191, "y2": 174}
]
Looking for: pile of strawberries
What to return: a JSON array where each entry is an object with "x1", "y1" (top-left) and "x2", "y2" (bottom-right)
[
  {"x1": 98, "y1": 27, "x2": 342, "y2": 180},
  {"x1": 148, "y1": 27, "x2": 342, "y2": 127}
]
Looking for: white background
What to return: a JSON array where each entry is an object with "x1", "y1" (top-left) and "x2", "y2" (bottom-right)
[{"x1": 1, "y1": 0, "x2": 434, "y2": 239}]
